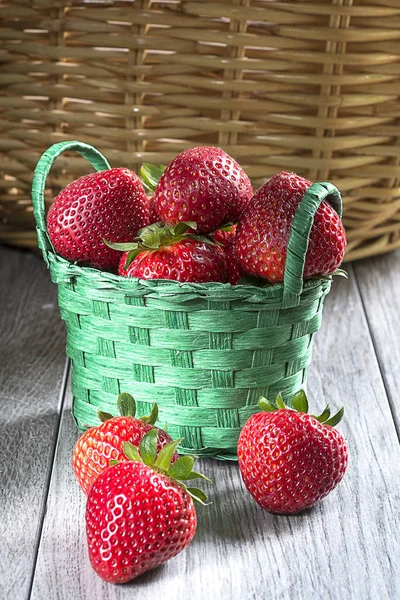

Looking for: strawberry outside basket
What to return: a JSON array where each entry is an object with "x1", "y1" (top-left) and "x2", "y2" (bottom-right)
[{"x1": 31, "y1": 141, "x2": 342, "y2": 460}]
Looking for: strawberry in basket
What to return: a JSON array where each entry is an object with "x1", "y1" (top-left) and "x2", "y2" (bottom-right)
[
  {"x1": 211, "y1": 224, "x2": 243, "y2": 285},
  {"x1": 140, "y1": 147, "x2": 253, "y2": 233},
  {"x1": 235, "y1": 171, "x2": 346, "y2": 282},
  {"x1": 47, "y1": 168, "x2": 149, "y2": 270},
  {"x1": 108, "y1": 221, "x2": 228, "y2": 283}
]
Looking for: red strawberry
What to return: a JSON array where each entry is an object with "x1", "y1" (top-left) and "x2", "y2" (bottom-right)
[
  {"x1": 72, "y1": 393, "x2": 175, "y2": 496},
  {"x1": 148, "y1": 195, "x2": 159, "y2": 224},
  {"x1": 113, "y1": 222, "x2": 227, "y2": 283},
  {"x1": 238, "y1": 391, "x2": 348, "y2": 514},
  {"x1": 211, "y1": 225, "x2": 243, "y2": 285},
  {"x1": 224, "y1": 242, "x2": 243, "y2": 285},
  {"x1": 86, "y1": 432, "x2": 209, "y2": 583},
  {"x1": 212, "y1": 224, "x2": 237, "y2": 246},
  {"x1": 235, "y1": 171, "x2": 346, "y2": 282},
  {"x1": 152, "y1": 147, "x2": 253, "y2": 233},
  {"x1": 47, "y1": 168, "x2": 149, "y2": 270}
]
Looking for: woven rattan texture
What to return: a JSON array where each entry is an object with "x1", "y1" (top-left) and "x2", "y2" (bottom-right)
[
  {"x1": 1, "y1": 1, "x2": 400, "y2": 259},
  {"x1": 52, "y1": 256, "x2": 331, "y2": 458}
]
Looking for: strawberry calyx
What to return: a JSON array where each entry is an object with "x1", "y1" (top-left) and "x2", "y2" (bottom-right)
[
  {"x1": 105, "y1": 221, "x2": 215, "y2": 270},
  {"x1": 98, "y1": 392, "x2": 158, "y2": 426},
  {"x1": 115, "y1": 429, "x2": 211, "y2": 506},
  {"x1": 258, "y1": 390, "x2": 344, "y2": 427},
  {"x1": 140, "y1": 163, "x2": 166, "y2": 193}
]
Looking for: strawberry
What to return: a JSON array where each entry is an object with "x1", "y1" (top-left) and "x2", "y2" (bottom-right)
[
  {"x1": 47, "y1": 168, "x2": 149, "y2": 270},
  {"x1": 142, "y1": 147, "x2": 253, "y2": 233},
  {"x1": 72, "y1": 393, "x2": 175, "y2": 496},
  {"x1": 211, "y1": 225, "x2": 243, "y2": 285},
  {"x1": 235, "y1": 171, "x2": 346, "y2": 282},
  {"x1": 148, "y1": 195, "x2": 159, "y2": 224},
  {"x1": 211, "y1": 224, "x2": 237, "y2": 246},
  {"x1": 238, "y1": 391, "x2": 348, "y2": 514},
  {"x1": 109, "y1": 222, "x2": 227, "y2": 283},
  {"x1": 224, "y1": 242, "x2": 243, "y2": 285},
  {"x1": 86, "y1": 431, "x2": 209, "y2": 583}
]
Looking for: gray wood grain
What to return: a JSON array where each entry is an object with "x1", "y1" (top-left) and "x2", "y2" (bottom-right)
[
  {"x1": 354, "y1": 250, "x2": 400, "y2": 436},
  {"x1": 30, "y1": 269, "x2": 400, "y2": 600},
  {"x1": 0, "y1": 246, "x2": 67, "y2": 600}
]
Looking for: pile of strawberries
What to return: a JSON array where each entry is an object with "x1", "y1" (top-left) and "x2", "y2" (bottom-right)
[
  {"x1": 47, "y1": 146, "x2": 347, "y2": 285},
  {"x1": 73, "y1": 390, "x2": 348, "y2": 584}
]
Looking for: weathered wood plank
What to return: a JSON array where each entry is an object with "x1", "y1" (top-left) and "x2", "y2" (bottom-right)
[
  {"x1": 354, "y1": 250, "x2": 400, "y2": 436},
  {"x1": 30, "y1": 270, "x2": 400, "y2": 600},
  {"x1": 0, "y1": 246, "x2": 67, "y2": 600}
]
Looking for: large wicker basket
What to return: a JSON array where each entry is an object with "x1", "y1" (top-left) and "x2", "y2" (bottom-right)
[
  {"x1": 2, "y1": 1, "x2": 399, "y2": 260},
  {"x1": 32, "y1": 140, "x2": 342, "y2": 459}
]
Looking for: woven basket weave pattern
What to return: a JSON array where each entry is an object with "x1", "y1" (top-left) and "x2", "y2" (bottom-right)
[
  {"x1": 57, "y1": 266, "x2": 330, "y2": 457},
  {"x1": 1, "y1": 0, "x2": 400, "y2": 260}
]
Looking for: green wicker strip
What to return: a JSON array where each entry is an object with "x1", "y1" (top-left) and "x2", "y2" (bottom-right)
[{"x1": 31, "y1": 141, "x2": 341, "y2": 459}]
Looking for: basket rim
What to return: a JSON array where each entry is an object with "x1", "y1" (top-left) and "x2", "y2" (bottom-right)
[{"x1": 48, "y1": 251, "x2": 332, "y2": 301}]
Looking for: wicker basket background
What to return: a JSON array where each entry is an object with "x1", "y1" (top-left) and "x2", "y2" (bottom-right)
[{"x1": 1, "y1": 0, "x2": 400, "y2": 260}]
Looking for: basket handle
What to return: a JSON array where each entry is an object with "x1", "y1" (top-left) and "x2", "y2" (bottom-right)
[
  {"x1": 31, "y1": 141, "x2": 111, "y2": 265},
  {"x1": 282, "y1": 182, "x2": 343, "y2": 309}
]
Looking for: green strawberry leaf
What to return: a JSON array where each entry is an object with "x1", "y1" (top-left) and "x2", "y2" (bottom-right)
[
  {"x1": 324, "y1": 406, "x2": 345, "y2": 427},
  {"x1": 141, "y1": 180, "x2": 153, "y2": 194},
  {"x1": 139, "y1": 229, "x2": 161, "y2": 249},
  {"x1": 124, "y1": 248, "x2": 144, "y2": 269},
  {"x1": 109, "y1": 459, "x2": 120, "y2": 467},
  {"x1": 139, "y1": 429, "x2": 158, "y2": 466},
  {"x1": 216, "y1": 222, "x2": 235, "y2": 232},
  {"x1": 186, "y1": 487, "x2": 210, "y2": 506},
  {"x1": 276, "y1": 392, "x2": 286, "y2": 409},
  {"x1": 332, "y1": 268, "x2": 348, "y2": 278},
  {"x1": 312, "y1": 404, "x2": 331, "y2": 423},
  {"x1": 137, "y1": 221, "x2": 167, "y2": 238},
  {"x1": 181, "y1": 470, "x2": 212, "y2": 482},
  {"x1": 98, "y1": 409, "x2": 115, "y2": 423},
  {"x1": 155, "y1": 438, "x2": 183, "y2": 471},
  {"x1": 258, "y1": 397, "x2": 276, "y2": 412},
  {"x1": 173, "y1": 221, "x2": 197, "y2": 236},
  {"x1": 189, "y1": 234, "x2": 216, "y2": 245},
  {"x1": 140, "y1": 403, "x2": 158, "y2": 426},
  {"x1": 291, "y1": 389, "x2": 309, "y2": 413},
  {"x1": 117, "y1": 392, "x2": 136, "y2": 417},
  {"x1": 103, "y1": 239, "x2": 140, "y2": 251},
  {"x1": 168, "y1": 455, "x2": 195, "y2": 479},
  {"x1": 140, "y1": 164, "x2": 166, "y2": 193},
  {"x1": 123, "y1": 441, "x2": 143, "y2": 463}
]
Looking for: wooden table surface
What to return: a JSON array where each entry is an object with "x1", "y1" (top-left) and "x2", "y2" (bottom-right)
[{"x1": 1, "y1": 245, "x2": 399, "y2": 600}]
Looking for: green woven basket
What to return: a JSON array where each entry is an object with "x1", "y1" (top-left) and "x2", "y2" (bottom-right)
[{"x1": 31, "y1": 141, "x2": 342, "y2": 460}]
